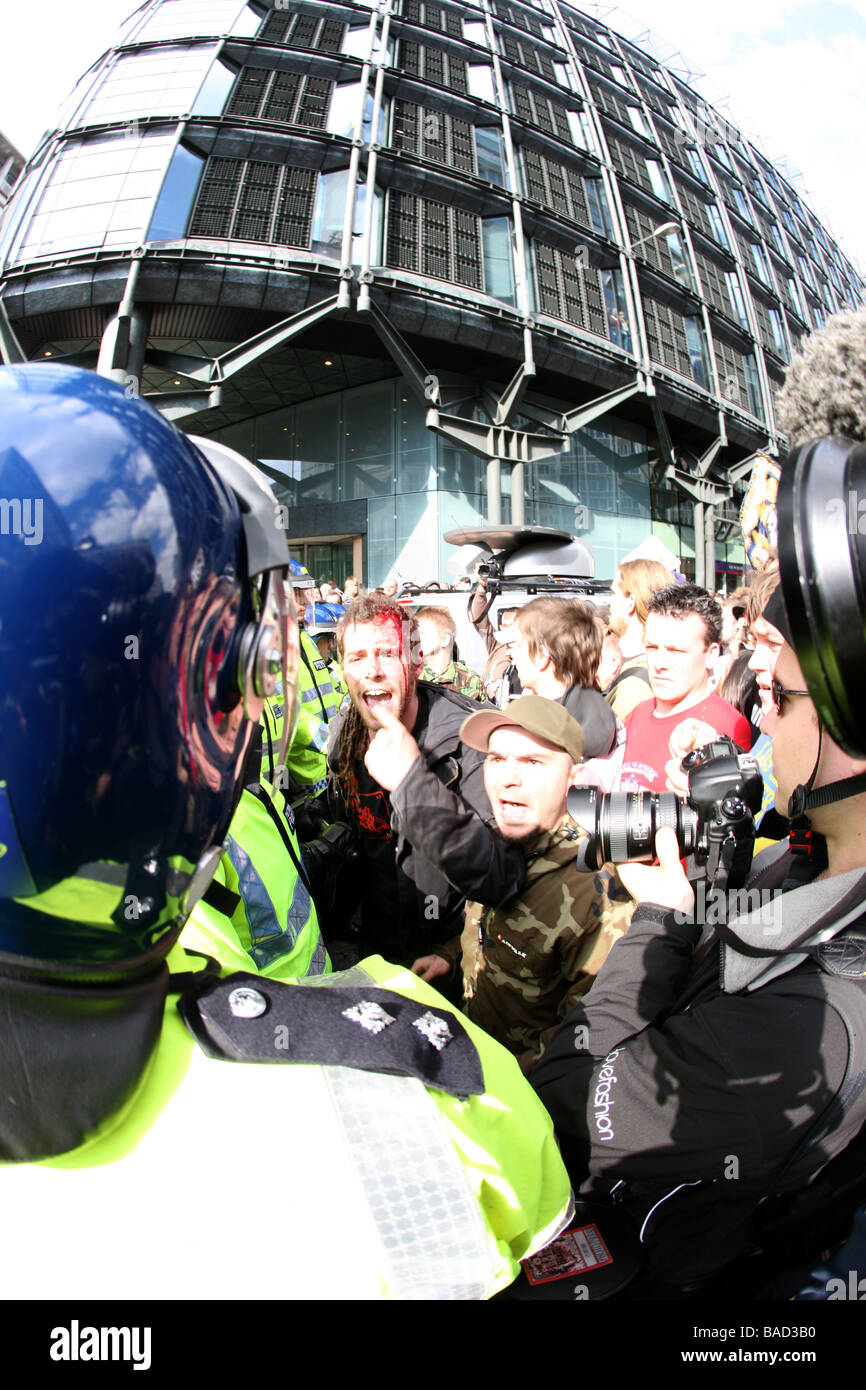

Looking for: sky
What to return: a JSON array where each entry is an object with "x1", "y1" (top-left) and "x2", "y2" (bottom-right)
[{"x1": 1, "y1": 0, "x2": 864, "y2": 274}]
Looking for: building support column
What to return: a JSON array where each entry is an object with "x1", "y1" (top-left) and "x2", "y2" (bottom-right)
[
  {"x1": 510, "y1": 458, "x2": 525, "y2": 526},
  {"x1": 97, "y1": 303, "x2": 149, "y2": 394},
  {"x1": 487, "y1": 457, "x2": 502, "y2": 525},
  {"x1": 693, "y1": 499, "x2": 705, "y2": 586},
  {"x1": 705, "y1": 505, "x2": 717, "y2": 591}
]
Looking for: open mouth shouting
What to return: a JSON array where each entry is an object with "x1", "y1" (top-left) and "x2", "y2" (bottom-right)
[
  {"x1": 496, "y1": 797, "x2": 529, "y2": 827},
  {"x1": 363, "y1": 689, "x2": 395, "y2": 713}
]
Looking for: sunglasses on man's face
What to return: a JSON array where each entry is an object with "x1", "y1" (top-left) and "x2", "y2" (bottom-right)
[{"x1": 771, "y1": 678, "x2": 810, "y2": 714}]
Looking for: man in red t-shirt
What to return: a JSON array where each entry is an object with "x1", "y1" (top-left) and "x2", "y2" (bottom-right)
[{"x1": 619, "y1": 583, "x2": 751, "y2": 792}]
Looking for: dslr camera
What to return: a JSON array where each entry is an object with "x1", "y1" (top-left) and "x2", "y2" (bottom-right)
[{"x1": 568, "y1": 737, "x2": 763, "y2": 888}]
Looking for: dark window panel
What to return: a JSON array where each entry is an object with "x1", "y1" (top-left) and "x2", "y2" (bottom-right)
[
  {"x1": 274, "y1": 166, "x2": 317, "y2": 247},
  {"x1": 533, "y1": 240, "x2": 616, "y2": 342},
  {"x1": 387, "y1": 191, "x2": 420, "y2": 271},
  {"x1": 319, "y1": 18, "x2": 346, "y2": 52},
  {"x1": 643, "y1": 295, "x2": 692, "y2": 378},
  {"x1": 292, "y1": 15, "x2": 318, "y2": 48},
  {"x1": 297, "y1": 76, "x2": 332, "y2": 128},
  {"x1": 189, "y1": 157, "x2": 243, "y2": 238},
  {"x1": 492, "y1": 1, "x2": 548, "y2": 40},
  {"x1": 234, "y1": 160, "x2": 279, "y2": 241},
  {"x1": 228, "y1": 67, "x2": 270, "y2": 117},
  {"x1": 511, "y1": 83, "x2": 574, "y2": 143},
  {"x1": 390, "y1": 100, "x2": 476, "y2": 174},
  {"x1": 454, "y1": 208, "x2": 482, "y2": 287},
  {"x1": 259, "y1": 12, "x2": 289, "y2": 44},
  {"x1": 386, "y1": 192, "x2": 482, "y2": 286},
  {"x1": 262, "y1": 71, "x2": 302, "y2": 123}
]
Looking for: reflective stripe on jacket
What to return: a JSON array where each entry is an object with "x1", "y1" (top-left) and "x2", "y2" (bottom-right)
[{"x1": 183, "y1": 779, "x2": 330, "y2": 980}]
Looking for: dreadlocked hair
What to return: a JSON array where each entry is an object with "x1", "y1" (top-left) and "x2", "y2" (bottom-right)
[{"x1": 333, "y1": 595, "x2": 420, "y2": 795}]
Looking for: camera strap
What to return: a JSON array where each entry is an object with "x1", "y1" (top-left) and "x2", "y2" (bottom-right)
[{"x1": 788, "y1": 725, "x2": 866, "y2": 855}]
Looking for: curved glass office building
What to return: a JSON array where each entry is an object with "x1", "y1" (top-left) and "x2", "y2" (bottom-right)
[{"x1": 0, "y1": 0, "x2": 862, "y2": 585}]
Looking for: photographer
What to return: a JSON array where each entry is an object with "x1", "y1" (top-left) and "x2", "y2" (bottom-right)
[{"x1": 532, "y1": 307, "x2": 866, "y2": 1292}]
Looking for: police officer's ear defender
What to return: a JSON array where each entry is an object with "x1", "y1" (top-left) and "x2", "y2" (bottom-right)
[
  {"x1": 777, "y1": 436, "x2": 866, "y2": 761},
  {"x1": 188, "y1": 437, "x2": 297, "y2": 766}
]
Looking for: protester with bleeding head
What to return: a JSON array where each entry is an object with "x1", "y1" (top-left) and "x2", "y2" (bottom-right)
[{"x1": 323, "y1": 595, "x2": 525, "y2": 966}]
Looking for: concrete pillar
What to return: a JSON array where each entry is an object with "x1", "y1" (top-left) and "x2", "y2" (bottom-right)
[
  {"x1": 705, "y1": 505, "x2": 716, "y2": 592},
  {"x1": 486, "y1": 456, "x2": 502, "y2": 526},
  {"x1": 693, "y1": 499, "x2": 705, "y2": 587},
  {"x1": 510, "y1": 459, "x2": 525, "y2": 526},
  {"x1": 97, "y1": 304, "x2": 149, "y2": 395}
]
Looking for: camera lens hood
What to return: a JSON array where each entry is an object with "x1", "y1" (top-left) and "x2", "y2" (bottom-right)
[{"x1": 777, "y1": 436, "x2": 866, "y2": 758}]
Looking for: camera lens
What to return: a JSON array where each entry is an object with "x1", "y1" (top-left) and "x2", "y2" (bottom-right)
[{"x1": 567, "y1": 787, "x2": 696, "y2": 868}]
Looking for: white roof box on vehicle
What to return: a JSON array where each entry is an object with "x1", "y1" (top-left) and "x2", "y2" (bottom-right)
[{"x1": 443, "y1": 526, "x2": 595, "y2": 579}]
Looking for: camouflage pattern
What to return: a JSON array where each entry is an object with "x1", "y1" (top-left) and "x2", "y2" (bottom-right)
[
  {"x1": 421, "y1": 657, "x2": 486, "y2": 703},
  {"x1": 456, "y1": 819, "x2": 635, "y2": 1075}
]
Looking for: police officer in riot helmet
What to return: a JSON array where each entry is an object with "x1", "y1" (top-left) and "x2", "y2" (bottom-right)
[
  {"x1": 0, "y1": 363, "x2": 296, "y2": 1160},
  {"x1": 0, "y1": 364, "x2": 572, "y2": 1301}
]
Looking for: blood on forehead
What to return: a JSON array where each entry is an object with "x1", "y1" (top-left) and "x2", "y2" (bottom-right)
[
  {"x1": 372, "y1": 610, "x2": 406, "y2": 648},
  {"x1": 371, "y1": 611, "x2": 419, "y2": 696}
]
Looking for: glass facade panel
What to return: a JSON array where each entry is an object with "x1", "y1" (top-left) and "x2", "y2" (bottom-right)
[
  {"x1": 684, "y1": 316, "x2": 710, "y2": 389},
  {"x1": 744, "y1": 352, "x2": 763, "y2": 417},
  {"x1": 707, "y1": 203, "x2": 729, "y2": 250},
  {"x1": 366, "y1": 494, "x2": 396, "y2": 584},
  {"x1": 80, "y1": 46, "x2": 216, "y2": 123},
  {"x1": 725, "y1": 270, "x2": 748, "y2": 327},
  {"x1": 395, "y1": 392, "x2": 437, "y2": 493},
  {"x1": 585, "y1": 178, "x2": 612, "y2": 237},
  {"x1": 342, "y1": 25, "x2": 372, "y2": 60},
  {"x1": 627, "y1": 106, "x2": 650, "y2": 138},
  {"x1": 136, "y1": 0, "x2": 243, "y2": 42},
  {"x1": 190, "y1": 58, "x2": 237, "y2": 115},
  {"x1": 475, "y1": 126, "x2": 506, "y2": 185},
  {"x1": 437, "y1": 438, "x2": 486, "y2": 500},
  {"x1": 14, "y1": 136, "x2": 174, "y2": 260},
  {"x1": 254, "y1": 408, "x2": 296, "y2": 496},
  {"x1": 467, "y1": 66, "x2": 496, "y2": 102},
  {"x1": 395, "y1": 492, "x2": 440, "y2": 583},
  {"x1": 343, "y1": 381, "x2": 395, "y2": 500},
  {"x1": 327, "y1": 83, "x2": 362, "y2": 137},
  {"x1": 526, "y1": 422, "x2": 650, "y2": 577},
  {"x1": 665, "y1": 231, "x2": 692, "y2": 289},
  {"x1": 293, "y1": 396, "x2": 339, "y2": 502},
  {"x1": 311, "y1": 168, "x2": 349, "y2": 259},
  {"x1": 482, "y1": 216, "x2": 515, "y2": 302},
  {"x1": 646, "y1": 159, "x2": 671, "y2": 203},
  {"x1": 601, "y1": 269, "x2": 632, "y2": 350}
]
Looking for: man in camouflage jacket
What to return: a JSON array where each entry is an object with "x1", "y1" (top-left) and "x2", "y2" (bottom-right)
[
  {"x1": 412, "y1": 697, "x2": 634, "y2": 1074},
  {"x1": 416, "y1": 605, "x2": 486, "y2": 702}
]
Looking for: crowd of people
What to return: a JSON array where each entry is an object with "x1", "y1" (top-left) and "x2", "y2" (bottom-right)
[{"x1": 3, "y1": 307, "x2": 866, "y2": 1304}]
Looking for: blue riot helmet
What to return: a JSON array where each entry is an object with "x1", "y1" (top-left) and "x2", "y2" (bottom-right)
[
  {"x1": 289, "y1": 557, "x2": 316, "y2": 591},
  {"x1": 0, "y1": 365, "x2": 295, "y2": 965}
]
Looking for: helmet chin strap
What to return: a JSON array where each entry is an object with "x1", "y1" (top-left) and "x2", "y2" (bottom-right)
[{"x1": 788, "y1": 723, "x2": 866, "y2": 856}]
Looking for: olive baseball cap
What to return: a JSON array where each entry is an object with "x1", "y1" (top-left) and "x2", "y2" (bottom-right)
[{"x1": 460, "y1": 695, "x2": 584, "y2": 764}]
